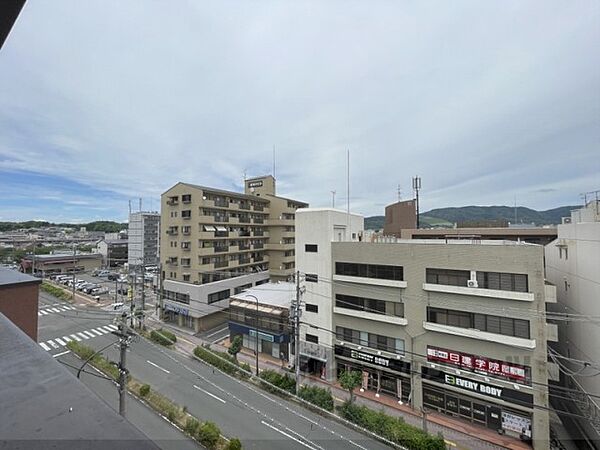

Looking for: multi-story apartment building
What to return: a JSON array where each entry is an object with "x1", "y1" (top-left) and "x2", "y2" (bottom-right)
[
  {"x1": 296, "y1": 208, "x2": 555, "y2": 448},
  {"x1": 160, "y1": 175, "x2": 306, "y2": 331},
  {"x1": 545, "y1": 200, "x2": 600, "y2": 444},
  {"x1": 128, "y1": 211, "x2": 160, "y2": 269}
]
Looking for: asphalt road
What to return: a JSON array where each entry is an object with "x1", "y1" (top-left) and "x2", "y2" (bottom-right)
[{"x1": 37, "y1": 292, "x2": 392, "y2": 450}]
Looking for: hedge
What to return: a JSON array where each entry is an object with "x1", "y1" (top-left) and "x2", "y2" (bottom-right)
[
  {"x1": 66, "y1": 340, "x2": 121, "y2": 381},
  {"x1": 150, "y1": 329, "x2": 175, "y2": 347},
  {"x1": 197, "y1": 421, "x2": 220, "y2": 449},
  {"x1": 193, "y1": 345, "x2": 248, "y2": 377},
  {"x1": 41, "y1": 282, "x2": 72, "y2": 301},
  {"x1": 298, "y1": 385, "x2": 334, "y2": 412},
  {"x1": 337, "y1": 402, "x2": 445, "y2": 450},
  {"x1": 259, "y1": 369, "x2": 295, "y2": 394}
]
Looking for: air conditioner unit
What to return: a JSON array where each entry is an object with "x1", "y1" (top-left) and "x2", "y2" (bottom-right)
[{"x1": 467, "y1": 279, "x2": 478, "y2": 288}]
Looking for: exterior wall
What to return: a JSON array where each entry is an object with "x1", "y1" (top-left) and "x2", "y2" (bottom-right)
[
  {"x1": 330, "y1": 241, "x2": 550, "y2": 447},
  {"x1": 295, "y1": 208, "x2": 364, "y2": 379},
  {"x1": 28, "y1": 255, "x2": 102, "y2": 275},
  {"x1": 383, "y1": 200, "x2": 417, "y2": 236},
  {"x1": 0, "y1": 282, "x2": 39, "y2": 341},
  {"x1": 544, "y1": 201, "x2": 600, "y2": 442},
  {"x1": 401, "y1": 228, "x2": 557, "y2": 246}
]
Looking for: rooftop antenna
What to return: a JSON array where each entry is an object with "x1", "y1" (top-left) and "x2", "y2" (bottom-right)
[
  {"x1": 128, "y1": 200, "x2": 131, "y2": 215},
  {"x1": 272, "y1": 145, "x2": 275, "y2": 178},
  {"x1": 397, "y1": 184, "x2": 402, "y2": 201},
  {"x1": 412, "y1": 176, "x2": 421, "y2": 229},
  {"x1": 347, "y1": 149, "x2": 350, "y2": 227},
  {"x1": 331, "y1": 190, "x2": 336, "y2": 209},
  {"x1": 243, "y1": 169, "x2": 247, "y2": 188},
  {"x1": 514, "y1": 195, "x2": 517, "y2": 224},
  {"x1": 139, "y1": 197, "x2": 142, "y2": 212}
]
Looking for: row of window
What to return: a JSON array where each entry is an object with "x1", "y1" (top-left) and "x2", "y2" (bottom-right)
[
  {"x1": 229, "y1": 307, "x2": 289, "y2": 333},
  {"x1": 208, "y1": 289, "x2": 230, "y2": 304},
  {"x1": 335, "y1": 262, "x2": 404, "y2": 281},
  {"x1": 426, "y1": 307, "x2": 530, "y2": 339},
  {"x1": 335, "y1": 294, "x2": 404, "y2": 317},
  {"x1": 425, "y1": 268, "x2": 528, "y2": 292},
  {"x1": 335, "y1": 326, "x2": 405, "y2": 354},
  {"x1": 163, "y1": 290, "x2": 191, "y2": 305}
]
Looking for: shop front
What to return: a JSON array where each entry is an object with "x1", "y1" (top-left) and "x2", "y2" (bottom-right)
[
  {"x1": 334, "y1": 345, "x2": 411, "y2": 403},
  {"x1": 229, "y1": 322, "x2": 290, "y2": 361},
  {"x1": 421, "y1": 366, "x2": 533, "y2": 440},
  {"x1": 163, "y1": 303, "x2": 195, "y2": 330}
]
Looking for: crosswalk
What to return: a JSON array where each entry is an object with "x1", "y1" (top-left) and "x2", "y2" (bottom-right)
[
  {"x1": 39, "y1": 324, "x2": 119, "y2": 352},
  {"x1": 38, "y1": 304, "x2": 77, "y2": 317}
]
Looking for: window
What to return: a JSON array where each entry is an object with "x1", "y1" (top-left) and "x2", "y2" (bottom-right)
[
  {"x1": 182, "y1": 194, "x2": 191, "y2": 203},
  {"x1": 181, "y1": 210, "x2": 191, "y2": 219},
  {"x1": 426, "y1": 268, "x2": 470, "y2": 287},
  {"x1": 163, "y1": 290, "x2": 190, "y2": 305},
  {"x1": 335, "y1": 327, "x2": 404, "y2": 355},
  {"x1": 476, "y1": 271, "x2": 528, "y2": 292},
  {"x1": 427, "y1": 307, "x2": 530, "y2": 339},
  {"x1": 183, "y1": 274, "x2": 190, "y2": 282},
  {"x1": 305, "y1": 244, "x2": 318, "y2": 253},
  {"x1": 305, "y1": 273, "x2": 318, "y2": 283},
  {"x1": 207, "y1": 289, "x2": 230, "y2": 304},
  {"x1": 335, "y1": 262, "x2": 403, "y2": 281},
  {"x1": 234, "y1": 284, "x2": 252, "y2": 294},
  {"x1": 305, "y1": 334, "x2": 319, "y2": 344},
  {"x1": 305, "y1": 304, "x2": 318, "y2": 313}
]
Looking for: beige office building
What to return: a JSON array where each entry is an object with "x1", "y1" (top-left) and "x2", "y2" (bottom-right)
[
  {"x1": 160, "y1": 176, "x2": 306, "y2": 331},
  {"x1": 297, "y1": 208, "x2": 555, "y2": 448}
]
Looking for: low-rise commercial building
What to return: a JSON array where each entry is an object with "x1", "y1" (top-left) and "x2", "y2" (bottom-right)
[
  {"x1": 97, "y1": 239, "x2": 128, "y2": 268},
  {"x1": 0, "y1": 269, "x2": 40, "y2": 341},
  {"x1": 296, "y1": 208, "x2": 554, "y2": 448},
  {"x1": 228, "y1": 282, "x2": 294, "y2": 361},
  {"x1": 20, "y1": 253, "x2": 102, "y2": 276}
]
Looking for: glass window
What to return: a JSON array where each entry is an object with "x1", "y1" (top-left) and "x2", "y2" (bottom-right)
[
  {"x1": 305, "y1": 273, "x2": 318, "y2": 283},
  {"x1": 393, "y1": 302, "x2": 404, "y2": 317},
  {"x1": 305, "y1": 244, "x2": 318, "y2": 253},
  {"x1": 500, "y1": 317, "x2": 514, "y2": 336},
  {"x1": 486, "y1": 315, "x2": 501, "y2": 334},
  {"x1": 514, "y1": 319, "x2": 530, "y2": 339},
  {"x1": 305, "y1": 334, "x2": 319, "y2": 344},
  {"x1": 305, "y1": 304, "x2": 318, "y2": 313}
]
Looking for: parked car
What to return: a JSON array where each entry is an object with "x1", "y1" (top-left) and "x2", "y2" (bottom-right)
[
  {"x1": 107, "y1": 273, "x2": 119, "y2": 281},
  {"x1": 97, "y1": 270, "x2": 111, "y2": 277},
  {"x1": 91, "y1": 287, "x2": 108, "y2": 295},
  {"x1": 108, "y1": 302, "x2": 124, "y2": 311}
]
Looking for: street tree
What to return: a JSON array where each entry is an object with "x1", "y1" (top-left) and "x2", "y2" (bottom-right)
[
  {"x1": 339, "y1": 370, "x2": 362, "y2": 403},
  {"x1": 228, "y1": 335, "x2": 243, "y2": 361}
]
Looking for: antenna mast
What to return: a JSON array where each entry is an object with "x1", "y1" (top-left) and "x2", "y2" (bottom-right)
[
  {"x1": 331, "y1": 190, "x2": 336, "y2": 209},
  {"x1": 412, "y1": 176, "x2": 421, "y2": 229}
]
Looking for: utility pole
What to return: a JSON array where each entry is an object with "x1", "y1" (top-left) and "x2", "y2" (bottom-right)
[
  {"x1": 113, "y1": 311, "x2": 131, "y2": 417},
  {"x1": 31, "y1": 240, "x2": 35, "y2": 276},
  {"x1": 140, "y1": 258, "x2": 145, "y2": 330},
  {"x1": 71, "y1": 244, "x2": 76, "y2": 300},
  {"x1": 294, "y1": 270, "x2": 301, "y2": 396},
  {"x1": 157, "y1": 262, "x2": 163, "y2": 320},
  {"x1": 412, "y1": 176, "x2": 421, "y2": 229},
  {"x1": 331, "y1": 190, "x2": 336, "y2": 209}
]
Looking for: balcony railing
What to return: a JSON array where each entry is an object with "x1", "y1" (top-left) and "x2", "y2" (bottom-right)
[
  {"x1": 214, "y1": 216, "x2": 229, "y2": 223},
  {"x1": 181, "y1": 246, "x2": 191, "y2": 252},
  {"x1": 253, "y1": 230, "x2": 264, "y2": 236},
  {"x1": 167, "y1": 229, "x2": 178, "y2": 235},
  {"x1": 254, "y1": 256, "x2": 264, "y2": 262},
  {"x1": 167, "y1": 199, "x2": 179, "y2": 206},
  {"x1": 214, "y1": 246, "x2": 229, "y2": 253},
  {"x1": 253, "y1": 218, "x2": 264, "y2": 224},
  {"x1": 239, "y1": 216, "x2": 250, "y2": 223},
  {"x1": 214, "y1": 260, "x2": 228, "y2": 268},
  {"x1": 239, "y1": 231, "x2": 251, "y2": 237},
  {"x1": 253, "y1": 205, "x2": 264, "y2": 211},
  {"x1": 238, "y1": 244, "x2": 250, "y2": 250},
  {"x1": 253, "y1": 243, "x2": 264, "y2": 249},
  {"x1": 239, "y1": 203, "x2": 250, "y2": 210},
  {"x1": 238, "y1": 258, "x2": 251, "y2": 265},
  {"x1": 214, "y1": 199, "x2": 228, "y2": 207}
]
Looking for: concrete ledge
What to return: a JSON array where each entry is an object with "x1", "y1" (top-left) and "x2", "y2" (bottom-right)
[
  {"x1": 333, "y1": 275, "x2": 407, "y2": 289},
  {"x1": 423, "y1": 321, "x2": 536, "y2": 349},
  {"x1": 333, "y1": 307, "x2": 408, "y2": 326},
  {"x1": 422, "y1": 283, "x2": 534, "y2": 302}
]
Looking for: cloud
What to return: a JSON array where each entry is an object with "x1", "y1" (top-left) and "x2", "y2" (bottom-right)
[{"x1": 0, "y1": 0, "x2": 598, "y2": 222}]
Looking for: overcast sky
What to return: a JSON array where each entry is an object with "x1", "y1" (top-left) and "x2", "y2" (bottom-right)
[{"x1": 0, "y1": 0, "x2": 598, "y2": 223}]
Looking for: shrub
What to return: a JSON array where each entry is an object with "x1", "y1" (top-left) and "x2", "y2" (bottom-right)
[
  {"x1": 228, "y1": 335, "x2": 242, "y2": 360},
  {"x1": 167, "y1": 409, "x2": 177, "y2": 423},
  {"x1": 197, "y1": 421, "x2": 220, "y2": 449},
  {"x1": 139, "y1": 384, "x2": 150, "y2": 397},
  {"x1": 159, "y1": 328, "x2": 177, "y2": 343},
  {"x1": 41, "y1": 282, "x2": 72, "y2": 301},
  {"x1": 298, "y1": 385, "x2": 334, "y2": 411},
  {"x1": 337, "y1": 402, "x2": 445, "y2": 450},
  {"x1": 66, "y1": 341, "x2": 121, "y2": 381},
  {"x1": 184, "y1": 417, "x2": 200, "y2": 436},
  {"x1": 193, "y1": 345, "x2": 241, "y2": 376},
  {"x1": 150, "y1": 330, "x2": 174, "y2": 347},
  {"x1": 226, "y1": 438, "x2": 242, "y2": 450},
  {"x1": 259, "y1": 369, "x2": 296, "y2": 394}
]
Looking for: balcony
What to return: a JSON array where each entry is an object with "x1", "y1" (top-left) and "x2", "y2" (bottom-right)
[
  {"x1": 422, "y1": 321, "x2": 536, "y2": 349},
  {"x1": 166, "y1": 229, "x2": 178, "y2": 236},
  {"x1": 269, "y1": 268, "x2": 292, "y2": 278},
  {"x1": 167, "y1": 259, "x2": 178, "y2": 266},
  {"x1": 239, "y1": 216, "x2": 251, "y2": 223},
  {"x1": 167, "y1": 198, "x2": 179, "y2": 206},
  {"x1": 265, "y1": 243, "x2": 294, "y2": 251},
  {"x1": 182, "y1": 195, "x2": 192, "y2": 204},
  {"x1": 254, "y1": 256, "x2": 264, "y2": 262},
  {"x1": 333, "y1": 274, "x2": 407, "y2": 289},
  {"x1": 239, "y1": 203, "x2": 251, "y2": 210},
  {"x1": 253, "y1": 243, "x2": 264, "y2": 249},
  {"x1": 238, "y1": 244, "x2": 251, "y2": 251},
  {"x1": 334, "y1": 307, "x2": 408, "y2": 326},
  {"x1": 422, "y1": 283, "x2": 534, "y2": 302},
  {"x1": 181, "y1": 260, "x2": 191, "y2": 268},
  {"x1": 214, "y1": 246, "x2": 229, "y2": 253},
  {"x1": 238, "y1": 258, "x2": 251, "y2": 265},
  {"x1": 181, "y1": 245, "x2": 191, "y2": 252},
  {"x1": 253, "y1": 218, "x2": 264, "y2": 224},
  {"x1": 214, "y1": 260, "x2": 228, "y2": 268},
  {"x1": 267, "y1": 218, "x2": 294, "y2": 226}
]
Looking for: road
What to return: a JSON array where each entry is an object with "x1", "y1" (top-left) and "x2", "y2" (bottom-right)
[{"x1": 37, "y1": 291, "x2": 392, "y2": 450}]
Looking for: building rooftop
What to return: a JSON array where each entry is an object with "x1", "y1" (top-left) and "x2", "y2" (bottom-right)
[
  {"x1": 401, "y1": 227, "x2": 557, "y2": 236},
  {"x1": 231, "y1": 282, "x2": 295, "y2": 308},
  {"x1": 0, "y1": 268, "x2": 41, "y2": 287},
  {"x1": 103, "y1": 239, "x2": 129, "y2": 245},
  {"x1": 173, "y1": 182, "x2": 270, "y2": 203},
  {"x1": 0, "y1": 313, "x2": 159, "y2": 450},
  {"x1": 23, "y1": 253, "x2": 103, "y2": 262},
  {"x1": 353, "y1": 237, "x2": 540, "y2": 247}
]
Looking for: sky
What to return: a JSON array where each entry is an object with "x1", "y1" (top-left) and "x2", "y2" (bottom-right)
[{"x1": 0, "y1": 0, "x2": 598, "y2": 223}]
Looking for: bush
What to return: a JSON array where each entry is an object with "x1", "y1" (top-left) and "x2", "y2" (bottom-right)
[
  {"x1": 193, "y1": 345, "x2": 243, "y2": 377},
  {"x1": 66, "y1": 341, "x2": 121, "y2": 381},
  {"x1": 259, "y1": 369, "x2": 296, "y2": 394},
  {"x1": 197, "y1": 421, "x2": 220, "y2": 449},
  {"x1": 226, "y1": 437, "x2": 242, "y2": 450},
  {"x1": 167, "y1": 409, "x2": 177, "y2": 423},
  {"x1": 139, "y1": 384, "x2": 151, "y2": 397},
  {"x1": 150, "y1": 329, "x2": 174, "y2": 347},
  {"x1": 337, "y1": 402, "x2": 445, "y2": 450},
  {"x1": 41, "y1": 282, "x2": 72, "y2": 301},
  {"x1": 298, "y1": 385, "x2": 334, "y2": 411},
  {"x1": 184, "y1": 417, "x2": 200, "y2": 436}
]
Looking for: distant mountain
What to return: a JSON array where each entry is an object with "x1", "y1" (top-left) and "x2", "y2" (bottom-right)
[
  {"x1": 0, "y1": 220, "x2": 127, "y2": 233},
  {"x1": 364, "y1": 205, "x2": 578, "y2": 230}
]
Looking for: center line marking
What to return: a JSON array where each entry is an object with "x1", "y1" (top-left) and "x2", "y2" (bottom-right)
[
  {"x1": 193, "y1": 384, "x2": 226, "y2": 404},
  {"x1": 261, "y1": 421, "x2": 317, "y2": 450},
  {"x1": 53, "y1": 350, "x2": 70, "y2": 358},
  {"x1": 146, "y1": 360, "x2": 170, "y2": 374}
]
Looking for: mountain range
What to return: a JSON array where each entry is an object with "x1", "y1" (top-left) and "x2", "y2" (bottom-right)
[{"x1": 364, "y1": 205, "x2": 579, "y2": 230}]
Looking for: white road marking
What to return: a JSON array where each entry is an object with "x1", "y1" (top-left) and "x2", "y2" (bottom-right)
[
  {"x1": 261, "y1": 421, "x2": 318, "y2": 450},
  {"x1": 59, "y1": 307, "x2": 70, "y2": 312},
  {"x1": 40, "y1": 310, "x2": 49, "y2": 315},
  {"x1": 83, "y1": 331, "x2": 95, "y2": 338},
  {"x1": 107, "y1": 324, "x2": 118, "y2": 331},
  {"x1": 47, "y1": 340, "x2": 59, "y2": 349},
  {"x1": 49, "y1": 308, "x2": 60, "y2": 313},
  {"x1": 55, "y1": 338, "x2": 66, "y2": 346},
  {"x1": 38, "y1": 312, "x2": 42, "y2": 316},
  {"x1": 146, "y1": 360, "x2": 170, "y2": 374},
  {"x1": 193, "y1": 384, "x2": 226, "y2": 404},
  {"x1": 39, "y1": 342, "x2": 51, "y2": 351},
  {"x1": 65, "y1": 306, "x2": 76, "y2": 310},
  {"x1": 96, "y1": 327, "x2": 109, "y2": 334},
  {"x1": 205, "y1": 326, "x2": 228, "y2": 338},
  {"x1": 62, "y1": 336, "x2": 72, "y2": 342},
  {"x1": 53, "y1": 350, "x2": 70, "y2": 358},
  {"x1": 91, "y1": 329, "x2": 103, "y2": 336},
  {"x1": 101, "y1": 326, "x2": 114, "y2": 333},
  {"x1": 70, "y1": 334, "x2": 82, "y2": 342},
  {"x1": 78, "y1": 332, "x2": 90, "y2": 340}
]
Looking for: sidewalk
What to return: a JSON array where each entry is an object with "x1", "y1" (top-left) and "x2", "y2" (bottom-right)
[{"x1": 149, "y1": 320, "x2": 530, "y2": 450}]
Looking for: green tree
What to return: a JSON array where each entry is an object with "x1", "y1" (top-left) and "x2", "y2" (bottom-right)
[
  {"x1": 338, "y1": 370, "x2": 362, "y2": 403},
  {"x1": 228, "y1": 335, "x2": 243, "y2": 361}
]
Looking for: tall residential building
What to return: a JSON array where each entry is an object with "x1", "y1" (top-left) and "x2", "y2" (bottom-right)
[
  {"x1": 128, "y1": 211, "x2": 160, "y2": 269},
  {"x1": 159, "y1": 175, "x2": 307, "y2": 331},
  {"x1": 545, "y1": 200, "x2": 600, "y2": 444},
  {"x1": 296, "y1": 208, "x2": 555, "y2": 448}
]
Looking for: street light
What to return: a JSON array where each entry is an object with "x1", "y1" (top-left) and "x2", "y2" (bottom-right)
[{"x1": 244, "y1": 293, "x2": 260, "y2": 376}]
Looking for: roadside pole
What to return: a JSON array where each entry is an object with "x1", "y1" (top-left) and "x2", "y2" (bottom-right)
[
  {"x1": 140, "y1": 260, "x2": 146, "y2": 330},
  {"x1": 71, "y1": 244, "x2": 76, "y2": 300},
  {"x1": 114, "y1": 311, "x2": 130, "y2": 417},
  {"x1": 294, "y1": 270, "x2": 301, "y2": 396}
]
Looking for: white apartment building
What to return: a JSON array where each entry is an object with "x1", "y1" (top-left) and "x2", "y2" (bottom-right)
[
  {"x1": 128, "y1": 211, "x2": 160, "y2": 269},
  {"x1": 545, "y1": 200, "x2": 600, "y2": 444}
]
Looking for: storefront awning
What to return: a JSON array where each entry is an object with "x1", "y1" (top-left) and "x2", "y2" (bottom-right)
[{"x1": 215, "y1": 226, "x2": 227, "y2": 232}]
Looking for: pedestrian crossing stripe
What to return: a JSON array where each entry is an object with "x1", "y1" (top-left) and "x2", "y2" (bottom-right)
[
  {"x1": 38, "y1": 305, "x2": 76, "y2": 317},
  {"x1": 40, "y1": 325, "x2": 117, "y2": 353}
]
